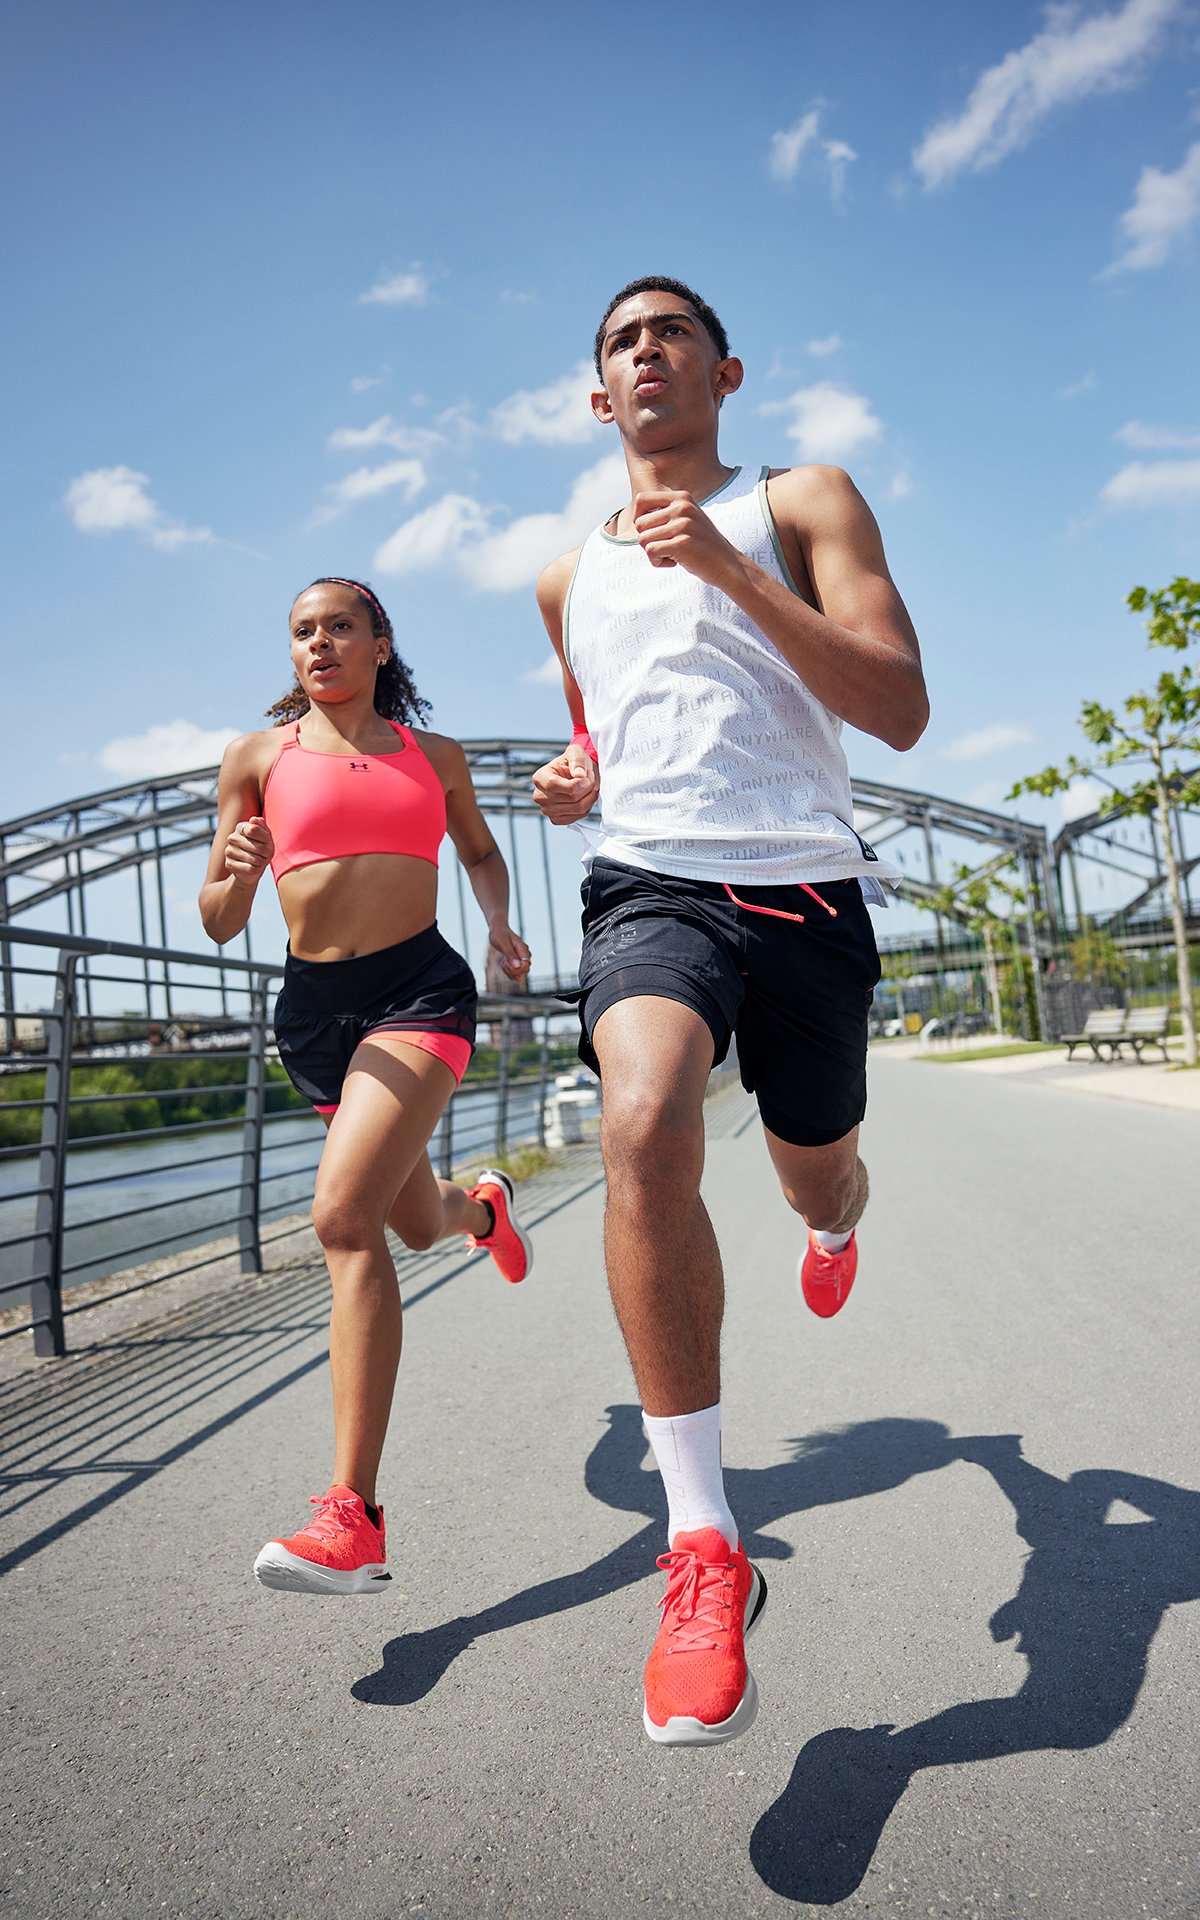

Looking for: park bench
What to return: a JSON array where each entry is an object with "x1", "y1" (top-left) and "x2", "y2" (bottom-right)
[
  {"x1": 1113, "y1": 1005, "x2": 1171, "y2": 1063},
  {"x1": 1061, "y1": 1009, "x2": 1127, "y2": 1060}
]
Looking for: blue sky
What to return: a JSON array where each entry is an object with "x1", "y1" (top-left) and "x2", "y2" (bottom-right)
[{"x1": 4, "y1": 0, "x2": 1199, "y2": 953}]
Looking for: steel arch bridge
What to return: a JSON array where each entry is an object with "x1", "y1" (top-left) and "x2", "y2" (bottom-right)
[
  {"x1": 0, "y1": 745, "x2": 1071, "y2": 1034},
  {"x1": 1052, "y1": 772, "x2": 1200, "y2": 941}
]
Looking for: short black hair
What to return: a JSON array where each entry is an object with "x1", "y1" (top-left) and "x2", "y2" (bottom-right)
[{"x1": 593, "y1": 276, "x2": 730, "y2": 378}]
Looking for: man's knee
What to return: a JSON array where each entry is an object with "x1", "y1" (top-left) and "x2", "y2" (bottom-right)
[
  {"x1": 600, "y1": 1080, "x2": 704, "y2": 1191},
  {"x1": 775, "y1": 1147, "x2": 866, "y2": 1230}
]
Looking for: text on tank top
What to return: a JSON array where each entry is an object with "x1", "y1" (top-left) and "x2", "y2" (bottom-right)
[{"x1": 563, "y1": 463, "x2": 898, "y2": 886}]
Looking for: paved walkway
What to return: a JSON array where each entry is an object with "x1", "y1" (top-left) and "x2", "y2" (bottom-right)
[
  {"x1": 2, "y1": 1059, "x2": 1198, "y2": 1919},
  {"x1": 882, "y1": 1033, "x2": 1200, "y2": 1112}
]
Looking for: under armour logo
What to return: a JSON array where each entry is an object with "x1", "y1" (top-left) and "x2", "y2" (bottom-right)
[{"x1": 349, "y1": 761, "x2": 369, "y2": 772}]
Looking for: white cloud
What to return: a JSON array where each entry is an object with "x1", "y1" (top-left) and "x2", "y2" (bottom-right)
[
  {"x1": 1057, "y1": 371, "x2": 1097, "y2": 399},
  {"x1": 464, "y1": 455, "x2": 628, "y2": 592},
  {"x1": 489, "y1": 361, "x2": 598, "y2": 446},
  {"x1": 1114, "y1": 419, "x2": 1200, "y2": 449},
  {"x1": 1100, "y1": 457, "x2": 1200, "y2": 506},
  {"x1": 1061, "y1": 776, "x2": 1108, "y2": 822},
  {"x1": 350, "y1": 371, "x2": 388, "y2": 394},
  {"x1": 328, "y1": 415, "x2": 446, "y2": 459},
  {"x1": 806, "y1": 334, "x2": 843, "y2": 358},
  {"x1": 823, "y1": 139, "x2": 857, "y2": 201},
  {"x1": 761, "y1": 382, "x2": 884, "y2": 462},
  {"x1": 149, "y1": 525, "x2": 215, "y2": 552},
  {"x1": 311, "y1": 459, "x2": 427, "y2": 528},
  {"x1": 63, "y1": 466, "x2": 214, "y2": 551},
  {"x1": 1105, "y1": 139, "x2": 1200, "y2": 269},
  {"x1": 768, "y1": 109, "x2": 822, "y2": 181},
  {"x1": 374, "y1": 453, "x2": 628, "y2": 594},
  {"x1": 332, "y1": 460, "x2": 426, "y2": 505},
  {"x1": 913, "y1": 0, "x2": 1179, "y2": 190},
  {"x1": 374, "y1": 493, "x2": 492, "y2": 574},
  {"x1": 523, "y1": 653, "x2": 565, "y2": 687},
  {"x1": 767, "y1": 108, "x2": 856, "y2": 199},
  {"x1": 65, "y1": 465, "x2": 158, "y2": 535},
  {"x1": 99, "y1": 720, "x2": 239, "y2": 779},
  {"x1": 941, "y1": 723, "x2": 1033, "y2": 762},
  {"x1": 967, "y1": 778, "x2": 1007, "y2": 809},
  {"x1": 358, "y1": 267, "x2": 430, "y2": 307},
  {"x1": 887, "y1": 469, "x2": 914, "y2": 501}
]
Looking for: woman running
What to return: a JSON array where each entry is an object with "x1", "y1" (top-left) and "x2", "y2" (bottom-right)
[{"x1": 200, "y1": 575, "x2": 532, "y2": 1594}]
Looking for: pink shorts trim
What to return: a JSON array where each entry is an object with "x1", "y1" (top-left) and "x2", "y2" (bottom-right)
[
  {"x1": 394, "y1": 1029, "x2": 473, "y2": 1082},
  {"x1": 311, "y1": 1029, "x2": 472, "y2": 1112}
]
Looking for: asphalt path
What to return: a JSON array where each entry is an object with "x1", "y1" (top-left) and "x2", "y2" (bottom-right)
[{"x1": 2, "y1": 1054, "x2": 1198, "y2": 1919}]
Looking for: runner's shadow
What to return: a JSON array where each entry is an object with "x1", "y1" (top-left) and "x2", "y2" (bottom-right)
[
  {"x1": 352, "y1": 1405, "x2": 959, "y2": 1707},
  {"x1": 354, "y1": 1409, "x2": 1200, "y2": 1901},
  {"x1": 750, "y1": 1435, "x2": 1200, "y2": 1905}
]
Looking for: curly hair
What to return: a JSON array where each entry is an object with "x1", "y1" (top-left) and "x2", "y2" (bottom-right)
[{"x1": 266, "y1": 577, "x2": 431, "y2": 727}]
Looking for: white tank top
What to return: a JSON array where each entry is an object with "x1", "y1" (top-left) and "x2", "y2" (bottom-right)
[{"x1": 564, "y1": 463, "x2": 899, "y2": 888}]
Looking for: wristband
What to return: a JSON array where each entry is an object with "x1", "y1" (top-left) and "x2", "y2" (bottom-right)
[{"x1": 570, "y1": 724, "x2": 599, "y2": 763}]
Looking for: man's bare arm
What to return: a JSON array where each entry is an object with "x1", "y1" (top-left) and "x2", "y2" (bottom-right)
[
  {"x1": 630, "y1": 466, "x2": 928, "y2": 751},
  {"x1": 531, "y1": 548, "x2": 601, "y2": 825}
]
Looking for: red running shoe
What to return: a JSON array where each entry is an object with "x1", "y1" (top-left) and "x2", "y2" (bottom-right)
[
  {"x1": 799, "y1": 1229, "x2": 858, "y2": 1318},
  {"x1": 642, "y1": 1527, "x2": 767, "y2": 1746},
  {"x1": 253, "y1": 1485, "x2": 390, "y2": 1595},
  {"x1": 466, "y1": 1166, "x2": 532, "y2": 1283}
]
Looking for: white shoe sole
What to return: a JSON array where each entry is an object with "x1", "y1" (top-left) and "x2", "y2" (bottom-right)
[
  {"x1": 476, "y1": 1166, "x2": 533, "y2": 1281},
  {"x1": 253, "y1": 1542, "x2": 391, "y2": 1595},
  {"x1": 642, "y1": 1565, "x2": 768, "y2": 1747}
]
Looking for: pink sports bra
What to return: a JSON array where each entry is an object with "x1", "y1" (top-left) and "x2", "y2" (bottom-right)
[{"x1": 262, "y1": 720, "x2": 447, "y2": 882}]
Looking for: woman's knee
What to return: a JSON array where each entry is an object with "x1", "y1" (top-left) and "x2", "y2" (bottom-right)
[
  {"x1": 388, "y1": 1207, "x2": 440, "y2": 1252},
  {"x1": 311, "y1": 1180, "x2": 387, "y2": 1255}
]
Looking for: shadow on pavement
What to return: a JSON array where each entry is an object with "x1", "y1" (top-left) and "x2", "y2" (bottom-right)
[
  {"x1": 354, "y1": 1407, "x2": 953, "y2": 1705},
  {"x1": 355, "y1": 1407, "x2": 1200, "y2": 1909},
  {"x1": 750, "y1": 1431, "x2": 1200, "y2": 1903}
]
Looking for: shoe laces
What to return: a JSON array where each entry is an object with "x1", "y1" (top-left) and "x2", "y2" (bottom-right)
[
  {"x1": 656, "y1": 1547, "x2": 735, "y2": 1653},
  {"x1": 809, "y1": 1235, "x2": 852, "y2": 1269},
  {"x1": 303, "y1": 1491, "x2": 365, "y2": 1542}
]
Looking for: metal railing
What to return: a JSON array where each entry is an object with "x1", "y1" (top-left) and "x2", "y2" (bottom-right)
[{"x1": 0, "y1": 926, "x2": 577, "y2": 1357}]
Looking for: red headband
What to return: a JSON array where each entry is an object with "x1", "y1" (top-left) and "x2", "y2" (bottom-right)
[{"x1": 322, "y1": 577, "x2": 387, "y2": 624}]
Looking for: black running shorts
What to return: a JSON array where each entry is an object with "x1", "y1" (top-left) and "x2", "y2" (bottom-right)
[
  {"x1": 273, "y1": 925, "x2": 477, "y2": 1110},
  {"x1": 576, "y1": 857, "x2": 881, "y2": 1148}
]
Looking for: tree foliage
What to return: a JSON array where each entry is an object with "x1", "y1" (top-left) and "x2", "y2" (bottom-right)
[
  {"x1": 1066, "y1": 919, "x2": 1127, "y2": 988},
  {"x1": 1009, "y1": 577, "x2": 1200, "y2": 1064}
]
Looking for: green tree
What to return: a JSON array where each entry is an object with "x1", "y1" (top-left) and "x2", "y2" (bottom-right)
[
  {"x1": 925, "y1": 856, "x2": 1036, "y2": 1038},
  {"x1": 1010, "y1": 578, "x2": 1200, "y2": 1065},
  {"x1": 1066, "y1": 918, "x2": 1128, "y2": 989},
  {"x1": 879, "y1": 944, "x2": 921, "y2": 1030}
]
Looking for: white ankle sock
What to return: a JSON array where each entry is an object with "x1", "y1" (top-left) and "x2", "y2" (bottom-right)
[
  {"x1": 812, "y1": 1227, "x2": 853, "y2": 1252},
  {"x1": 642, "y1": 1402, "x2": 738, "y2": 1552}
]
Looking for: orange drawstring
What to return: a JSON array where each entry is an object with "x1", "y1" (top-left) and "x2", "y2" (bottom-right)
[{"x1": 721, "y1": 882, "x2": 838, "y2": 924}]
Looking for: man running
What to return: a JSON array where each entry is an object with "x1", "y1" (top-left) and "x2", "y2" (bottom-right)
[{"x1": 531, "y1": 275, "x2": 928, "y2": 1746}]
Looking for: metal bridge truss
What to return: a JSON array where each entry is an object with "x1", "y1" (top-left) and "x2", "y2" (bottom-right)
[
  {"x1": 1, "y1": 749, "x2": 1070, "y2": 1048},
  {"x1": 10, "y1": 748, "x2": 1193, "y2": 1040},
  {"x1": 1052, "y1": 772, "x2": 1200, "y2": 944}
]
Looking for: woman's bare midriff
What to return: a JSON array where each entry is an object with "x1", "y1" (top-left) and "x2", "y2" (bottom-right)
[{"x1": 278, "y1": 853, "x2": 441, "y2": 961}]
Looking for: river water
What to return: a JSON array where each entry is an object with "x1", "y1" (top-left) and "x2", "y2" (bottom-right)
[{"x1": 0, "y1": 1080, "x2": 551, "y2": 1308}]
